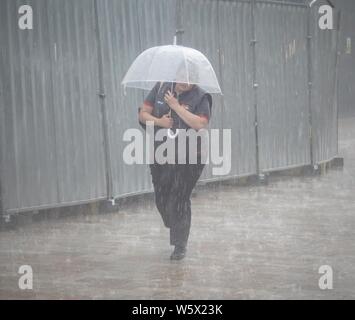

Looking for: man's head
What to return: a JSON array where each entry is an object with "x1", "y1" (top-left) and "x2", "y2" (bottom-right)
[{"x1": 175, "y1": 82, "x2": 194, "y2": 93}]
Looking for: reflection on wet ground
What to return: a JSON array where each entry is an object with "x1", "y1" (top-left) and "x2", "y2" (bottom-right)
[{"x1": 1, "y1": 117, "x2": 355, "y2": 299}]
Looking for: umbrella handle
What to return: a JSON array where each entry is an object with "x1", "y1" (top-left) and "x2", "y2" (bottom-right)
[{"x1": 167, "y1": 128, "x2": 179, "y2": 139}]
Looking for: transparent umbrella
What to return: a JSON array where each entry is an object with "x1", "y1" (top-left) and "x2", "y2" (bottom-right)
[{"x1": 121, "y1": 45, "x2": 222, "y2": 94}]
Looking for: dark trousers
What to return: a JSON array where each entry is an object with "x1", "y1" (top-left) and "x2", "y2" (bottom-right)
[{"x1": 150, "y1": 163, "x2": 205, "y2": 247}]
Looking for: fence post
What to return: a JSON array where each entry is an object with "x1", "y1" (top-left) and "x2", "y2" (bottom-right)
[
  {"x1": 307, "y1": 6, "x2": 315, "y2": 167},
  {"x1": 334, "y1": 11, "x2": 342, "y2": 157},
  {"x1": 0, "y1": 180, "x2": 4, "y2": 223},
  {"x1": 0, "y1": 175, "x2": 9, "y2": 226},
  {"x1": 250, "y1": 0, "x2": 262, "y2": 180},
  {"x1": 214, "y1": 0, "x2": 226, "y2": 134},
  {"x1": 93, "y1": 0, "x2": 114, "y2": 204},
  {"x1": 0, "y1": 106, "x2": 4, "y2": 222},
  {"x1": 175, "y1": 0, "x2": 184, "y2": 45}
]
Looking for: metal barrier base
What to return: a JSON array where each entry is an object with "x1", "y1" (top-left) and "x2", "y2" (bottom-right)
[{"x1": 0, "y1": 157, "x2": 345, "y2": 231}]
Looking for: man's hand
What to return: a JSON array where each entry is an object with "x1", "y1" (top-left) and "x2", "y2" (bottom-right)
[
  {"x1": 164, "y1": 91, "x2": 180, "y2": 111},
  {"x1": 157, "y1": 114, "x2": 173, "y2": 129}
]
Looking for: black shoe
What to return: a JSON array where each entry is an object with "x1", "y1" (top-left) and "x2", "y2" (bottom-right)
[{"x1": 170, "y1": 245, "x2": 186, "y2": 260}]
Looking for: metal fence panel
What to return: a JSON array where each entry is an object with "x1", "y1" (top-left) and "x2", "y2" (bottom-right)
[
  {"x1": 47, "y1": 0, "x2": 107, "y2": 203},
  {"x1": 255, "y1": 2, "x2": 311, "y2": 171},
  {"x1": 337, "y1": 0, "x2": 355, "y2": 117},
  {"x1": 182, "y1": 0, "x2": 225, "y2": 181},
  {"x1": 218, "y1": 0, "x2": 257, "y2": 178},
  {"x1": 311, "y1": 6, "x2": 339, "y2": 163},
  {"x1": 137, "y1": 0, "x2": 177, "y2": 50},
  {"x1": 0, "y1": 0, "x2": 58, "y2": 211},
  {"x1": 96, "y1": 0, "x2": 176, "y2": 198},
  {"x1": 97, "y1": 0, "x2": 151, "y2": 198},
  {"x1": 0, "y1": 0, "x2": 107, "y2": 213}
]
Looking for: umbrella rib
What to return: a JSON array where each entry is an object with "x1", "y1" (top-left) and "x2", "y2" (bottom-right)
[
  {"x1": 182, "y1": 48, "x2": 190, "y2": 85},
  {"x1": 145, "y1": 47, "x2": 160, "y2": 86}
]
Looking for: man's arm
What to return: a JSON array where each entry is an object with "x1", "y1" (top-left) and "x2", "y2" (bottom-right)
[
  {"x1": 163, "y1": 91, "x2": 209, "y2": 130},
  {"x1": 138, "y1": 103, "x2": 173, "y2": 129}
]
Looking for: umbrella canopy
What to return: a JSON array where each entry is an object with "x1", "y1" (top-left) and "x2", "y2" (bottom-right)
[{"x1": 122, "y1": 45, "x2": 222, "y2": 94}]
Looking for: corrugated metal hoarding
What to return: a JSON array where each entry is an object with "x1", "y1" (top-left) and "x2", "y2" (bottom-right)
[
  {"x1": 0, "y1": 0, "x2": 107, "y2": 213},
  {"x1": 47, "y1": 0, "x2": 107, "y2": 204},
  {"x1": 182, "y1": 0, "x2": 225, "y2": 181},
  {"x1": 311, "y1": 5, "x2": 339, "y2": 163},
  {"x1": 0, "y1": 0, "x2": 58, "y2": 212},
  {"x1": 255, "y1": 2, "x2": 311, "y2": 171},
  {"x1": 95, "y1": 0, "x2": 177, "y2": 198},
  {"x1": 217, "y1": 0, "x2": 257, "y2": 178},
  {"x1": 96, "y1": 0, "x2": 151, "y2": 199},
  {"x1": 0, "y1": 0, "x2": 340, "y2": 215},
  {"x1": 337, "y1": 0, "x2": 355, "y2": 117}
]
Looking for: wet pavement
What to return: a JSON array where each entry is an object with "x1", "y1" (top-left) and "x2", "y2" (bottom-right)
[{"x1": 0, "y1": 117, "x2": 355, "y2": 300}]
